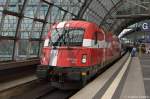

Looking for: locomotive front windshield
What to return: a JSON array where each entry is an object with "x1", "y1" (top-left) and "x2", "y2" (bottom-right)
[{"x1": 50, "y1": 28, "x2": 84, "y2": 46}]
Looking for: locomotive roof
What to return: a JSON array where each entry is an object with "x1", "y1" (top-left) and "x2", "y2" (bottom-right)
[{"x1": 53, "y1": 20, "x2": 97, "y2": 29}]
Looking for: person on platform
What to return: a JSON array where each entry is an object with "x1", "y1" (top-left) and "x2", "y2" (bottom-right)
[{"x1": 131, "y1": 46, "x2": 137, "y2": 57}]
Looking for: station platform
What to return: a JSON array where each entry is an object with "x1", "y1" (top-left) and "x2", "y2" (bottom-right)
[{"x1": 70, "y1": 53, "x2": 150, "y2": 99}]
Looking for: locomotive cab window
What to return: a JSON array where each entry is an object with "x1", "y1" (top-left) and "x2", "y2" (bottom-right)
[{"x1": 50, "y1": 28, "x2": 84, "y2": 46}]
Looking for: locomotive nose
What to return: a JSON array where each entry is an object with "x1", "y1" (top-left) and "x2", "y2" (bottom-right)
[{"x1": 54, "y1": 47, "x2": 90, "y2": 67}]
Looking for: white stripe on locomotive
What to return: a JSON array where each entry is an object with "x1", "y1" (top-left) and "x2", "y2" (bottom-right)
[
  {"x1": 49, "y1": 49, "x2": 58, "y2": 66},
  {"x1": 82, "y1": 39, "x2": 111, "y2": 48}
]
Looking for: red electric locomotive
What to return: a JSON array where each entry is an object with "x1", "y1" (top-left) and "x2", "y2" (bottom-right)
[{"x1": 37, "y1": 20, "x2": 121, "y2": 89}]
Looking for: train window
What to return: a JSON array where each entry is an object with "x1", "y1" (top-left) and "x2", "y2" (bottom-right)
[
  {"x1": 95, "y1": 32, "x2": 98, "y2": 44},
  {"x1": 50, "y1": 28, "x2": 84, "y2": 46}
]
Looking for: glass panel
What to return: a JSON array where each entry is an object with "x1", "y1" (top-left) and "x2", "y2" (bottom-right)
[
  {"x1": 116, "y1": 0, "x2": 140, "y2": 15},
  {"x1": 106, "y1": 18, "x2": 114, "y2": 24},
  {"x1": 20, "y1": 18, "x2": 33, "y2": 39},
  {"x1": 42, "y1": 24, "x2": 49, "y2": 39},
  {"x1": 60, "y1": 0, "x2": 69, "y2": 11},
  {"x1": 37, "y1": 2, "x2": 49, "y2": 19},
  {"x1": 30, "y1": 41, "x2": 39, "y2": 57},
  {"x1": 83, "y1": 9, "x2": 102, "y2": 24},
  {"x1": 39, "y1": 41, "x2": 44, "y2": 55},
  {"x1": 51, "y1": 0, "x2": 60, "y2": 4},
  {"x1": 7, "y1": 0, "x2": 24, "y2": 12},
  {"x1": 64, "y1": 13, "x2": 72, "y2": 21},
  {"x1": 18, "y1": 40, "x2": 39, "y2": 59},
  {"x1": 31, "y1": 21, "x2": 43, "y2": 39},
  {"x1": 80, "y1": 0, "x2": 85, "y2": 3},
  {"x1": 102, "y1": 22, "x2": 110, "y2": 31},
  {"x1": 89, "y1": 0, "x2": 107, "y2": 18},
  {"x1": 68, "y1": 0, "x2": 81, "y2": 15},
  {"x1": 24, "y1": 0, "x2": 40, "y2": 18},
  {"x1": 50, "y1": 6, "x2": 65, "y2": 23},
  {"x1": 70, "y1": 0, "x2": 83, "y2": 15},
  {"x1": 101, "y1": 0, "x2": 114, "y2": 11},
  {"x1": 0, "y1": 40, "x2": 14, "y2": 61},
  {"x1": 44, "y1": 0, "x2": 53, "y2": 3},
  {"x1": 1, "y1": 15, "x2": 18, "y2": 37},
  {"x1": 0, "y1": 12, "x2": 2, "y2": 24},
  {"x1": 18, "y1": 40, "x2": 28, "y2": 56},
  {"x1": 83, "y1": 9, "x2": 90, "y2": 20},
  {"x1": 0, "y1": 0, "x2": 6, "y2": 11},
  {"x1": 112, "y1": 0, "x2": 120, "y2": 4}
]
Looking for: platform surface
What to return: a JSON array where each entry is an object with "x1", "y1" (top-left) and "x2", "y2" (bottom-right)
[
  {"x1": 119, "y1": 57, "x2": 146, "y2": 99},
  {"x1": 140, "y1": 54, "x2": 150, "y2": 98}
]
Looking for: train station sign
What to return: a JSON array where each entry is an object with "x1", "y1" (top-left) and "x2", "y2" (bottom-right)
[{"x1": 141, "y1": 22, "x2": 150, "y2": 31}]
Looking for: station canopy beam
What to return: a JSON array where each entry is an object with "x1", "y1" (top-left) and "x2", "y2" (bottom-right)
[{"x1": 110, "y1": 14, "x2": 150, "y2": 19}]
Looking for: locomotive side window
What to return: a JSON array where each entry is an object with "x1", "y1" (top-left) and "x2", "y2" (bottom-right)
[
  {"x1": 95, "y1": 32, "x2": 98, "y2": 44},
  {"x1": 50, "y1": 28, "x2": 84, "y2": 46}
]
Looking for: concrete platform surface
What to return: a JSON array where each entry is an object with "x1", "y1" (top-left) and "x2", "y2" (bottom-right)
[{"x1": 120, "y1": 57, "x2": 145, "y2": 99}]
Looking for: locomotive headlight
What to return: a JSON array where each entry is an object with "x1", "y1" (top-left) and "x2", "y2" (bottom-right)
[
  {"x1": 82, "y1": 54, "x2": 87, "y2": 63},
  {"x1": 81, "y1": 72, "x2": 87, "y2": 76}
]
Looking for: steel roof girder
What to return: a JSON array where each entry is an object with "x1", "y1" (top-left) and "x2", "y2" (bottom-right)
[{"x1": 76, "y1": 0, "x2": 92, "y2": 19}]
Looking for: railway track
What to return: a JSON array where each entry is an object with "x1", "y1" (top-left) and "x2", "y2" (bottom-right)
[
  {"x1": 0, "y1": 58, "x2": 39, "y2": 70},
  {"x1": 0, "y1": 78, "x2": 50, "y2": 99},
  {"x1": 0, "y1": 59, "x2": 40, "y2": 99},
  {"x1": 37, "y1": 89, "x2": 78, "y2": 99},
  {"x1": 0, "y1": 72, "x2": 78, "y2": 99},
  {"x1": 8, "y1": 81, "x2": 78, "y2": 99},
  {"x1": 0, "y1": 76, "x2": 37, "y2": 99},
  {"x1": 0, "y1": 59, "x2": 39, "y2": 82}
]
